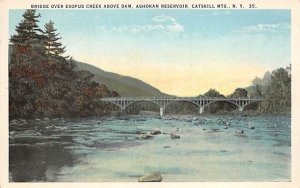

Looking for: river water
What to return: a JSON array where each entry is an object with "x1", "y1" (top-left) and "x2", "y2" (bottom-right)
[{"x1": 9, "y1": 115, "x2": 290, "y2": 182}]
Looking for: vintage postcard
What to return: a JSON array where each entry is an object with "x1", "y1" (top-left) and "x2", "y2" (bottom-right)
[{"x1": 0, "y1": 0, "x2": 299, "y2": 187}]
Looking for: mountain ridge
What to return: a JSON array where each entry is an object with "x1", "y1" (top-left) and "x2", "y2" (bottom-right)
[{"x1": 74, "y1": 60, "x2": 169, "y2": 97}]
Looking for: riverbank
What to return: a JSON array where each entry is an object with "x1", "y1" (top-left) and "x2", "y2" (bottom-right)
[{"x1": 9, "y1": 109, "x2": 291, "y2": 123}]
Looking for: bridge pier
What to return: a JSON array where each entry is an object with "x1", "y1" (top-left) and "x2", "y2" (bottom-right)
[
  {"x1": 199, "y1": 106, "x2": 204, "y2": 114},
  {"x1": 120, "y1": 107, "x2": 126, "y2": 114},
  {"x1": 238, "y1": 106, "x2": 244, "y2": 112},
  {"x1": 160, "y1": 107, "x2": 164, "y2": 116}
]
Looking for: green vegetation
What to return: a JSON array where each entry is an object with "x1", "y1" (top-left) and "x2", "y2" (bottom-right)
[
  {"x1": 255, "y1": 67, "x2": 291, "y2": 113},
  {"x1": 75, "y1": 61, "x2": 167, "y2": 97},
  {"x1": 199, "y1": 66, "x2": 291, "y2": 114},
  {"x1": 9, "y1": 10, "x2": 119, "y2": 119},
  {"x1": 9, "y1": 10, "x2": 291, "y2": 118}
]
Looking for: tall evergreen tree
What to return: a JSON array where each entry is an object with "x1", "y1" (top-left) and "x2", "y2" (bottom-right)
[
  {"x1": 44, "y1": 20, "x2": 66, "y2": 57},
  {"x1": 10, "y1": 9, "x2": 43, "y2": 45}
]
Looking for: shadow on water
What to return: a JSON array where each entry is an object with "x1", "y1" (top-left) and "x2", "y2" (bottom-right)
[
  {"x1": 9, "y1": 142, "x2": 76, "y2": 182},
  {"x1": 9, "y1": 141, "x2": 77, "y2": 182}
]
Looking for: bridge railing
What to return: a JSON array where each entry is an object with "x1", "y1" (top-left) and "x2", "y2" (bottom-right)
[{"x1": 100, "y1": 96, "x2": 263, "y2": 101}]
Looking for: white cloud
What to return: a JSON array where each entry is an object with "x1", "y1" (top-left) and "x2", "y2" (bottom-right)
[
  {"x1": 213, "y1": 11, "x2": 231, "y2": 16},
  {"x1": 235, "y1": 23, "x2": 290, "y2": 33},
  {"x1": 112, "y1": 15, "x2": 184, "y2": 34},
  {"x1": 152, "y1": 15, "x2": 184, "y2": 32}
]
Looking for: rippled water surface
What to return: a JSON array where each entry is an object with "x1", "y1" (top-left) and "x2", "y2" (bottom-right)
[{"x1": 9, "y1": 115, "x2": 290, "y2": 182}]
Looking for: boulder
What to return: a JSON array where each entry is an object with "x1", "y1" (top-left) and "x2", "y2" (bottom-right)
[
  {"x1": 248, "y1": 125, "x2": 255, "y2": 130},
  {"x1": 150, "y1": 130, "x2": 161, "y2": 135},
  {"x1": 138, "y1": 133, "x2": 154, "y2": 139},
  {"x1": 170, "y1": 134, "x2": 180, "y2": 139},
  {"x1": 212, "y1": 128, "x2": 219, "y2": 132},
  {"x1": 138, "y1": 173, "x2": 163, "y2": 182},
  {"x1": 224, "y1": 126, "x2": 229, "y2": 129},
  {"x1": 235, "y1": 130, "x2": 244, "y2": 135}
]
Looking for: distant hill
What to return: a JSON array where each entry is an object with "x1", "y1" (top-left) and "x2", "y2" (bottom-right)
[{"x1": 74, "y1": 61, "x2": 168, "y2": 97}]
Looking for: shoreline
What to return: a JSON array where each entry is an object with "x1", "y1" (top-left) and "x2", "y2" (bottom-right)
[{"x1": 9, "y1": 110, "x2": 291, "y2": 122}]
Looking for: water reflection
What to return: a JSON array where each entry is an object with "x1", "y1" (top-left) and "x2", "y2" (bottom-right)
[{"x1": 10, "y1": 142, "x2": 77, "y2": 181}]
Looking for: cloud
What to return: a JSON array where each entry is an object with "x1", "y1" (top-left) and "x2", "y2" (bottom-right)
[
  {"x1": 213, "y1": 11, "x2": 231, "y2": 16},
  {"x1": 152, "y1": 15, "x2": 184, "y2": 32},
  {"x1": 112, "y1": 15, "x2": 184, "y2": 34},
  {"x1": 235, "y1": 23, "x2": 290, "y2": 34}
]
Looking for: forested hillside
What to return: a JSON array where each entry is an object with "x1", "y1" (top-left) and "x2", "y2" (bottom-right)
[
  {"x1": 9, "y1": 10, "x2": 119, "y2": 119},
  {"x1": 75, "y1": 61, "x2": 167, "y2": 97}
]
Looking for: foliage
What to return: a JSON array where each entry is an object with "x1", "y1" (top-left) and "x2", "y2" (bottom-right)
[
  {"x1": 259, "y1": 68, "x2": 291, "y2": 113},
  {"x1": 202, "y1": 88, "x2": 225, "y2": 98},
  {"x1": 43, "y1": 20, "x2": 66, "y2": 57},
  {"x1": 9, "y1": 10, "x2": 119, "y2": 119},
  {"x1": 10, "y1": 10, "x2": 43, "y2": 45},
  {"x1": 201, "y1": 89, "x2": 231, "y2": 113},
  {"x1": 228, "y1": 88, "x2": 248, "y2": 98}
]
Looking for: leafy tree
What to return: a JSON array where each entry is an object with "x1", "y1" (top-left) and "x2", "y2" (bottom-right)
[
  {"x1": 252, "y1": 71, "x2": 271, "y2": 87},
  {"x1": 201, "y1": 89, "x2": 225, "y2": 113},
  {"x1": 228, "y1": 88, "x2": 248, "y2": 98},
  {"x1": 203, "y1": 88, "x2": 225, "y2": 98},
  {"x1": 260, "y1": 68, "x2": 291, "y2": 113},
  {"x1": 252, "y1": 85, "x2": 262, "y2": 98}
]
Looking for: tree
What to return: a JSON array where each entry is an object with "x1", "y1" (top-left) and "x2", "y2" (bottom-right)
[
  {"x1": 9, "y1": 10, "x2": 120, "y2": 119},
  {"x1": 10, "y1": 9, "x2": 43, "y2": 45},
  {"x1": 260, "y1": 68, "x2": 291, "y2": 113},
  {"x1": 252, "y1": 71, "x2": 271, "y2": 87},
  {"x1": 203, "y1": 88, "x2": 224, "y2": 98},
  {"x1": 43, "y1": 20, "x2": 66, "y2": 57},
  {"x1": 229, "y1": 88, "x2": 248, "y2": 98},
  {"x1": 252, "y1": 85, "x2": 262, "y2": 98},
  {"x1": 201, "y1": 89, "x2": 225, "y2": 113}
]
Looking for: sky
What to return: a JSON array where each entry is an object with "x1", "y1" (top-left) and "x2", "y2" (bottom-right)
[{"x1": 9, "y1": 9, "x2": 291, "y2": 96}]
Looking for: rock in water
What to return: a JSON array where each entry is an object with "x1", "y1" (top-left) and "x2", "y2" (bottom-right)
[
  {"x1": 138, "y1": 134, "x2": 153, "y2": 140},
  {"x1": 138, "y1": 173, "x2": 163, "y2": 182},
  {"x1": 248, "y1": 125, "x2": 255, "y2": 130},
  {"x1": 170, "y1": 134, "x2": 180, "y2": 139},
  {"x1": 150, "y1": 130, "x2": 161, "y2": 135},
  {"x1": 235, "y1": 130, "x2": 244, "y2": 135}
]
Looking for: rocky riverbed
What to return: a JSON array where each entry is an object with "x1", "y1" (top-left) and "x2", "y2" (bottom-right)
[{"x1": 9, "y1": 115, "x2": 290, "y2": 182}]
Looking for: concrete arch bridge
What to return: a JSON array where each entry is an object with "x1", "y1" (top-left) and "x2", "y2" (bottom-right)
[{"x1": 100, "y1": 97, "x2": 263, "y2": 116}]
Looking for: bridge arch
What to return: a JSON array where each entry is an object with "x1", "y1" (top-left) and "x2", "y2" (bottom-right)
[
  {"x1": 124, "y1": 100, "x2": 162, "y2": 110},
  {"x1": 204, "y1": 100, "x2": 240, "y2": 108},
  {"x1": 165, "y1": 100, "x2": 201, "y2": 108},
  {"x1": 100, "y1": 100, "x2": 123, "y2": 110},
  {"x1": 204, "y1": 99, "x2": 261, "y2": 112},
  {"x1": 164, "y1": 100, "x2": 201, "y2": 115},
  {"x1": 242, "y1": 100, "x2": 260, "y2": 110}
]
